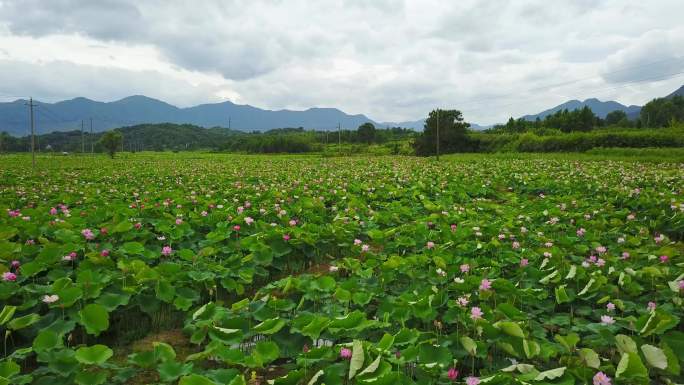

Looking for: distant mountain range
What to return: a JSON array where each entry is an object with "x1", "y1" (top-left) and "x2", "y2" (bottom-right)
[
  {"x1": 1, "y1": 84, "x2": 681, "y2": 136},
  {"x1": 0, "y1": 95, "x2": 389, "y2": 136},
  {"x1": 520, "y1": 85, "x2": 683, "y2": 123},
  {"x1": 521, "y1": 98, "x2": 642, "y2": 121}
]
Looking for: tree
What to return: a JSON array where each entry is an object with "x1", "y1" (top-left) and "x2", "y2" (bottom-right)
[
  {"x1": 413, "y1": 109, "x2": 470, "y2": 156},
  {"x1": 99, "y1": 131, "x2": 123, "y2": 158},
  {"x1": 357, "y1": 122, "x2": 376, "y2": 144},
  {"x1": 640, "y1": 95, "x2": 684, "y2": 127},
  {"x1": 604, "y1": 110, "x2": 628, "y2": 126}
]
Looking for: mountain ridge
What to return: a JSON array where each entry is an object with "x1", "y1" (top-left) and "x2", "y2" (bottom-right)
[
  {"x1": 1, "y1": 84, "x2": 681, "y2": 136},
  {"x1": 521, "y1": 98, "x2": 642, "y2": 121}
]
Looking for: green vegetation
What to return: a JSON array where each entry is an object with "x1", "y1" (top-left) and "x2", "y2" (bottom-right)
[
  {"x1": 413, "y1": 109, "x2": 470, "y2": 156},
  {"x1": 99, "y1": 131, "x2": 124, "y2": 158},
  {"x1": 470, "y1": 127, "x2": 684, "y2": 153},
  {"x1": 639, "y1": 95, "x2": 684, "y2": 127},
  {"x1": 0, "y1": 124, "x2": 415, "y2": 154},
  {"x1": 0, "y1": 153, "x2": 682, "y2": 385}
]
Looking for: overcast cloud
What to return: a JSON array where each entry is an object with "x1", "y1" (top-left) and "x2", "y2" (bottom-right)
[{"x1": 0, "y1": 0, "x2": 683, "y2": 124}]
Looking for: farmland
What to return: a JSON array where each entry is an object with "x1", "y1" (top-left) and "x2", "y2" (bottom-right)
[{"x1": 0, "y1": 153, "x2": 683, "y2": 385}]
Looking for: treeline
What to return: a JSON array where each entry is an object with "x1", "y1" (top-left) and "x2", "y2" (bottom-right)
[
  {"x1": 0, "y1": 123, "x2": 416, "y2": 154},
  {"x1": 412, "y1": 97, "x2": 684, "y2": 156},
  {"x1": 219, "y1": 126, "x2": 415, "y2": 153},
  {"x1": 490, "y1": 95, "x2": 684, "y2": 134}
]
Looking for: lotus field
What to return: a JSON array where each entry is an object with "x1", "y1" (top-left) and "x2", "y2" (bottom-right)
[{"x1": 1, "y1": 153, "x2": 683, "y2": 385}]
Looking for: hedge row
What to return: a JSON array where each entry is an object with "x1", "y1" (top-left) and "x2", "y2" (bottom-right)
[{"x1": 469, "y1": 129, "x2": 684, "y2": 153}]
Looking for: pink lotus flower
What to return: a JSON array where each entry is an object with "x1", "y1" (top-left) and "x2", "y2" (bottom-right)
[
  {"x1": 596, "y1": 258, "x2": 606, "y2": 267},
  {"x1": 426, "y1": 241, "x2": 435, "y2": 249},
  {"x1": 340, "y1": 347, "x2": 352, "y2": 359},
  {"x1": 245, "y1": 216, "x2": 254, "y2": 225},
  {"x1": 201, "y1": 211, "x2": 208, "y2": 217},
  {"x1": 362, "y1": 244, "x2": 370, "y2": 252},
  {"x1": 606, "y1": 302, "x2": 615, "y2": 312},
  {"x1": 100, "y1": 249, "x2": 110, "y2": 257},
  {"x1": 447, "y1": 367, "x2": 458, "y2": 381},
  {"x1": 512, "y1": 241, "x2": 520, "y2": 249},
  {"x1": 498, "y1": 234, "x2": 506, "y2": 240},
  {"x1": 470, "y1": 307, "x2": 483, "y2": 320},
  {"x1": 303, "y1": 344, "x2": 310, "y2": 353},
  {"x1": 576, "y1": 228, "x2": 586, "y2": 237},
  {"x1": 49, "y1": 207, "x2": 58, "y2": 215},
  {"x1": 283, "y1": 234, "x2": 290, "y2": 241},
  {"x1": 595, "y1": 246, "x2": 606, "y2": 254},
  {"x1": 100, "y1": 227, "x2": 108, "y2": 236},
  {"x1": 593, "y1": 371, "x2": 612, "y2": 385},
  {"x1": 289, "y1": 219, "x2": 297, "y2": 226},
  {"x1": 520, "y1": 258, "x2": 529, "y2": 267},
  {"x1": 354, "y1": 239, "x2": 362, "y2": 246},
  {"x1": 647, "y1": 302, "x2": 657, "y2": 311},
  {"x1": 450, "y1": 224, "x2": 457, "y2": 232},
  {"x1": 11, "y1": 260, "x2": 20, "y2": 269},
  {"x1": 81, "y1": 228, "x2": 95, "y2": 240},
  {"x1": 161, "y1": 246, "x2": 173, "y2": 256},
  {"x1": 233, "y1": 225, "x2": 241, "y2": 232},
  {"x1": 479, "y1": 279, "x2": 492, "y2": 291},
  {"x1": 2, "y1": 272, "x2": 17, "y2": 281},
  {"x1": 660, "y1": 255, "x2": 669, "y2": 263},
  {"x1": 600, "y1": 315, "x2": 615, "y2": 325},
  {"x1": 457, "y1": 296, "x2": 469, "y2": 307},
  {"x1": 621, "y1": 252, "x2": 630, "y2": 260},
  {"x1": 134, "y1": 222, "x2": 142, "y2": 229},
  {"x1": 460, "y1": 264, "x2": 470, "y2": 273},
  {"x1": 175, "y1": 218, "x2": 183, "y2": 225},
  {"x1": 678, "y1": 280, "x2": 684, "y2": 291},
  {"x1": 466, "y1": 377, "x2": 480, "y2": 385}
]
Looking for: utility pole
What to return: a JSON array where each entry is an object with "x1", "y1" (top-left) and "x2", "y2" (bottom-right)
[
  {"x1": 338, "y1": 123, "x2": 341, "y2": 155},
  {"x1": 26, "y1": 97, "x2": 36, "y2": 168},
  {"x1": 90, "y1": 118, "x2": 93, "y2": 154},
  {"x1": 228, "y1": 117, "x2": 231, "y2": 130},
  {"x1": 81, "y1": 120, "x2": 85, "y2": 153},
  {"x1": 436, "y1": 109, "x2": 440, "y2": 161}
]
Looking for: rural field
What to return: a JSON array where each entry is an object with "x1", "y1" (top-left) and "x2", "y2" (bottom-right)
[{"x1": 0, "y1": 153, "x2": 683, "y2": 385}]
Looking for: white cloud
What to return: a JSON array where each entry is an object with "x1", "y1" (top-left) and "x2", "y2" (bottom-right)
[{"x1": 0, "y1": 0, "x2": 682, "y2": 124}]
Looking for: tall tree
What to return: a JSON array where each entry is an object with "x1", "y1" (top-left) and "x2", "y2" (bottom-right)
[
  {"x1": 357, "y1": 122, "x2": 376, "y2": 144},
  {"x1": 604, "y1": 110, "x2": 628, "y2": 126},
  {"x1": 413, "y1": 109, "x2": 470, "y2": 156},
  {"x1": 99, "y1": 131, "x2": 123, "y2": 158}
]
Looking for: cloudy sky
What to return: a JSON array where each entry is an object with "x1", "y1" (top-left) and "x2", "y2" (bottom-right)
[{"x1": 0, "y1": 0, "x2": 683, "y2": 124}]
